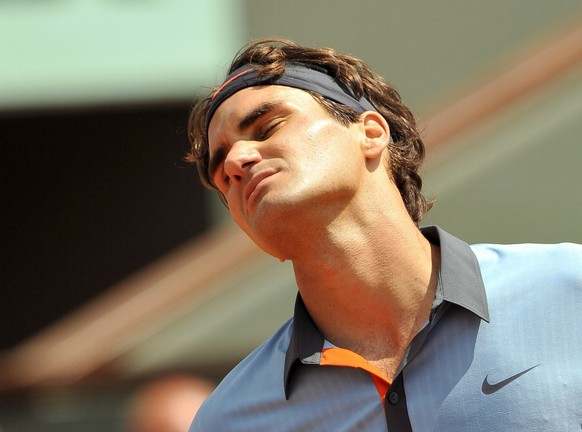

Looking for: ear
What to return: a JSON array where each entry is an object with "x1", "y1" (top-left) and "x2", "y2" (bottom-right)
[{"x1": 359, "y1": 111, "x2": 390, "y2": 159}]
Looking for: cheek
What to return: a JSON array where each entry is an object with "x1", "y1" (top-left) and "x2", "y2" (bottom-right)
[
  {"x1": 304, "y1": 118, "x2": 335, "y2": 136},
  {"x1": 270, "y1": 118, "x2": 337, "y2": 160},
  {"x1": 289, "y1": 120, "x2": 338, "y2": 160},
  {"x1": 300, "y1": 123, "x2": 358, "y2": 168},
  {"x1": 224, "y1": 191, "x2": 244, "y2": 221},
  {"x1": 229, "y1": 207, "x2": 251, "y2": 236}
]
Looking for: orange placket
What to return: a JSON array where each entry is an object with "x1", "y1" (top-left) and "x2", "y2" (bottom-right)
[{"x1": 321, "y1": 347, "x2": 392, "y2": 405}]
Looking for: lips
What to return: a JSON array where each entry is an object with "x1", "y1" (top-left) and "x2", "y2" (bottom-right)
[{"x1": 244, "y1": 169, "x2": 277, "y2": 208}]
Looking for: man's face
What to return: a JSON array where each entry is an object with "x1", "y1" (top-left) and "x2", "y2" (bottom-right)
[{"x1": 207, "y1": 85, "x2": 366, "y2": 257}]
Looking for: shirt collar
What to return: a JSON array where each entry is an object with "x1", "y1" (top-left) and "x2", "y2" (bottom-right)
[
  {"x1": 422, "y1": 226, "x2": 489, "y2": 322},
  {"x1": 283, "y1": 226, "x2": 489, "y2": 399},
  {"x1": 283, "y1": 294, "x2": 323, "y2": 399}
]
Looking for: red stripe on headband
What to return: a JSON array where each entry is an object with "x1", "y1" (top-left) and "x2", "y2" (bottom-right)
[{"x1": 211, "y1": 68, "x2": 253, "y2": 101}]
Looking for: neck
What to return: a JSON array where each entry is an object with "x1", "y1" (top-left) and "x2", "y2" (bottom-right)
[{"x1": 290, "y1": 198, "x2": 440, "y2": 375}]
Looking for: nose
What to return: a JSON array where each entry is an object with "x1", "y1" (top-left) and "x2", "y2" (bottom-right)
[{"x1": 223, "y1": 140, "x2": 262, "y2": 183}]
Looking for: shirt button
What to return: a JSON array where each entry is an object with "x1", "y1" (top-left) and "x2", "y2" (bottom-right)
[{"x1": 388, "y1": 391, "x2": 400, "y2": 405}]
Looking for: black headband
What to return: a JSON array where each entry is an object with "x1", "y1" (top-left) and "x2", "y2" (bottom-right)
[{"x1": 206, "y1": 63, "x2": 377, "y2": 133}]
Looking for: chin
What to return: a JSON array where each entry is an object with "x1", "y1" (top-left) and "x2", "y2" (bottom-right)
[{"x1": 242, "y1": 201, "x2": 298, "y2": 254}]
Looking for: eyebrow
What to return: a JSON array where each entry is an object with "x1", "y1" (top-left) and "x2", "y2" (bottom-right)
[
  {"x1": 238, "y1": 101, "x2": 280, "y2": 132},
  {"x1": 207, "y1": 101, "x2": 282, "y2": 180}
]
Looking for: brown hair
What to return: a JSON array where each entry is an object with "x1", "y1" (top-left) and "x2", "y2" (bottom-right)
[{"x1": 187, "y1": 39, "x2": 433, "y2": 224}]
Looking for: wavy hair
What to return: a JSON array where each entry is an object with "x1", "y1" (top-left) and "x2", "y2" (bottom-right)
[{"x1": 187, "y1": 39, "x2": 433, "y2": 224}]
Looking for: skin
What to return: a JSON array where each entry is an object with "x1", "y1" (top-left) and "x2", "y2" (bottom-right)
[
  {"x1": 208, "y1": 85, "x2": 440, "y2": 379},
  {"x1": 128, "y1": 375, "x2": 215, "y2": 432}
]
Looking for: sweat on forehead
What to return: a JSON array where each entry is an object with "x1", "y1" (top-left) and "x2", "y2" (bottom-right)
[{"x1": 205, "y1": 63, "x2": 376, "y2": 134}]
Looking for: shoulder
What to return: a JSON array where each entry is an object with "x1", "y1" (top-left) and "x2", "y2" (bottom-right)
[
  {"x1": 189, "y1": 319, "x2": 293, "y2": 432},
  {"x1": 471, "y1": 241, "x2": 582, "y2": 287},
  {"x1": 471, "y1": 240, "x2": 582, "y2": 262}
]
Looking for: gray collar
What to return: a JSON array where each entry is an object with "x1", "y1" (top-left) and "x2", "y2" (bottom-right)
[{"x1": 421, "y1": 226, "x2": 489, "y2": 322}]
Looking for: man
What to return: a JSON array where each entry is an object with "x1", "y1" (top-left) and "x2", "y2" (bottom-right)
[{"x1": 187, "y1": 39, "x2": 582, "y2": 431}]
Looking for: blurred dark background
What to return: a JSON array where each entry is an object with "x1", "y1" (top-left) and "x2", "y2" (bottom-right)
[{"x1": 1, "y1": 104, "x2": 208, "y2": 350}]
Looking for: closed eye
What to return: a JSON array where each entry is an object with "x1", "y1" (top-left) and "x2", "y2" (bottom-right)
[
  {"x1": 211, "y1": 163, "x2": 230, "y2": 191},
  {"x1": 219, "y1": 169, "x2": 230, "y2": 187},
  {"x1": 257, "y1": 118, "x2": 284, "y2": 140},
  {"x1": 208, "y1": 146, "x2": 226, "y2": 187}
]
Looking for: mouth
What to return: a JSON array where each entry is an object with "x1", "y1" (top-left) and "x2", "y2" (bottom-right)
[{"x1": 244, "y1": 169, "x2": 277, "y2": 208}]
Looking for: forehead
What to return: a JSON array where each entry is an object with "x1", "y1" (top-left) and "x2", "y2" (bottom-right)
[{"x1": 207, "y1": 85, "x2": 317, "y2": 138}]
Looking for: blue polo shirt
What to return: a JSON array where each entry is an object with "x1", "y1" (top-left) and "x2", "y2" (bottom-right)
[{"x1": 190, "y1": 226, "x2": 582, "y2": 431}]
